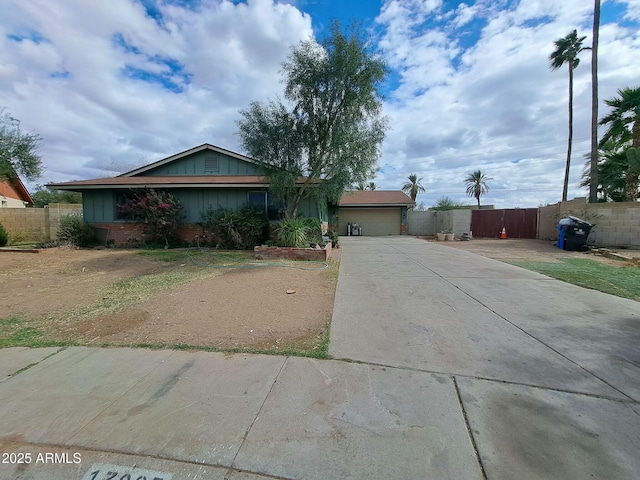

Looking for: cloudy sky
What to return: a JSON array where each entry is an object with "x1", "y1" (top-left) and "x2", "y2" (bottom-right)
[{"x1": 2, "y1": 0, "x2": 639, "y2": 208}]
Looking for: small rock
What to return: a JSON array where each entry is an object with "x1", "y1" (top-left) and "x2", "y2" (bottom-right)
[{"x1": 286, "y1": 289, "x2": 296, "y2": 294}]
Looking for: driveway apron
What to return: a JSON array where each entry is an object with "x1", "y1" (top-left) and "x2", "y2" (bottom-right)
[{"x1": 330, "y1": 236, "x2": 640, "y2": 479}]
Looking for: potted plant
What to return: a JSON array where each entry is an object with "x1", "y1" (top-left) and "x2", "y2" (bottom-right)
[
  {"x1": 436, "y1": 231, "x2": 446, "y2": 241},
  {"x1": 443, "y1": 229, "x2": 454, "y2": 241}
]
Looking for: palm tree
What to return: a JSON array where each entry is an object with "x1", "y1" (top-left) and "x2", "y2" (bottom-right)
[
  {"x1": 550, "y1": 30, "x2": 589, "y2": 202},
  {"x1": 402, "y1": 174, "x2": 425, "y2": 201},
  {"x1": 581, "y1": 138, "x2": 628, "y2": 202},
  {"x1": 465, "y1": 170, "x2": 492, "y2": 208},
  {"x1": 367, "y1": 182, "x2": 377, "y2": 190},
  {"x1": 589, "y1": 0, "x2": 601, "y2": 203},
  {"x1": 599, "y1": 86, "x2": 640, "y2": 201}
]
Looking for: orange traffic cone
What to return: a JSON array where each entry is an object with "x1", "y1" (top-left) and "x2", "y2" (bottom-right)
[{"x1": 500, "y1": 227, "x2": 507, "y2": 239}]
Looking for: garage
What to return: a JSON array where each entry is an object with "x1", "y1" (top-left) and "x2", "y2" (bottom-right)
[
  {"x1": 339, "y1": 208, "x2": 400, "y2": 236},
  {"x1": 338, "y1": 191, "x2": 414, "y2": 236}
]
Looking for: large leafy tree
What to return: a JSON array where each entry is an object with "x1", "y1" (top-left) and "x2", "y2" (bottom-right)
[
  {"x1": 464, "y1": 170, "x2": 492, "y2": 208},
  {"x1": 31, "y1": 185, "x2": 82, "y2": 208},
  {"x1": 599, "y1": 86, "x2": 640, "y2": 201},
  {"x1": 549, "y1": 30, "x2": 589, "y2": 202},
  {"x1": 402, "y1": 174, "x2": 425, "y2": 201},
  {"x1": 237, "y1": 22, "x2": 388, "y2": 218},
  {"x1": 0, "y1": 108, "x2": 43, "y2": 181}
]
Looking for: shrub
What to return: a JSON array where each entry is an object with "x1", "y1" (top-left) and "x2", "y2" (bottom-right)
[
  {"x1": 300, "y1": 217, "x2": 322, "y2": 242},
  {"x1": 201, "y1": 205, "x2": 268, "y2": 249},
  {"x1": 277, "y1": 217, "x2": 310, "y2": 247},
  {"x1": 117, "y1": 188, "x2": 184, "y2": 247},
  {"x1": 0, "y1": 222, "x2": 7, "y2": 247},
  {"x1": 57, "y1": 214, "x2": 96, "y2": 247},
  {"x1": 326, "y1": 229, "x2": 339, "y2": 245}
]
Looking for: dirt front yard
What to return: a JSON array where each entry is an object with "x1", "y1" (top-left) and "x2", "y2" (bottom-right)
[{"x1": 0, "y1": 247, "x2": 337, "y2": 352}]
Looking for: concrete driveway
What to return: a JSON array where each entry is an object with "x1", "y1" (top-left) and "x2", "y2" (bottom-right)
[
  {"x1": 0, "y1": 236, "x2": 638, "y2": 480},
  {"x1": 330, "y1": 236, "x2": 640, "y2": 479}
]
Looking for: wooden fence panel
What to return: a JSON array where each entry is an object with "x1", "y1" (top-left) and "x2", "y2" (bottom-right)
[{"x1": 471, "y1": 208, "x2": 538, "y2": 238}]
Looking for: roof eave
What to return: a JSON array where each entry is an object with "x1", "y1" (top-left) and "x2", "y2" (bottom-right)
[
  {"x1": 48, "y1": 183, "x2": 273, "y2": 190},
  {"x1": 339, "y1": 203, "x2": 414, "y2": 207},
  {"x1": 120, "y1": 143, "x2": 265, "y2": 177}
]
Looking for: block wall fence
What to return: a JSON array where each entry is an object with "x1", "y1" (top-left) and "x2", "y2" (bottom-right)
[
  {"x1": 0, "y1": 204, "x2": 82, "y2": 244},
  {"x1": 538, "y1": 198, "x2": 640, "y2": 247}
]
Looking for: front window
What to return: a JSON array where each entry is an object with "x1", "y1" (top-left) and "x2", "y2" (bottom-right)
[
  {"x1": 248, "y1": 191, "x2": 267, "y2": 214},
  {"x1": 115, "y1": 191, "x2": 135, "y2": 220}
]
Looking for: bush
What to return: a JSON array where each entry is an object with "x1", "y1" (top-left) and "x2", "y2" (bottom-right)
[
  {"x1": 57, "y1": 214, "x2": 96, "y2": 247},
  {"x1": 117, "y1": 188, "x2": 184, "y2": 247},
  {"x1": 0, "y1": 222, "x2": 7, "y2": 247},
  {"x1": 201, "y1": 205, "x2": 268, "y2": 249},
  {"x1": 326, "y1": 229, "x2": 339, "y2": 245},
  {"x1": 300, "y1": 217, "x2": 322, "y2": 242},
  {"x1": 277, "y1": 217, "x2": 310, "y2": 247}
]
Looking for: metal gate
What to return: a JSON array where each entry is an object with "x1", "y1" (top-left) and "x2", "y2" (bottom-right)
[{"x1": 471, "y1": 208, "x2": 538, "y2": 239}]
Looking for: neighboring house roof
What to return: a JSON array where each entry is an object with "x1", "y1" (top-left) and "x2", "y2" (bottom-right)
[
  {"x1": 0, "y1": 175, "x2": 34, "y2": 205},
  {"x1": 120, "y1": 143, "x2": 263, "y2": 177},
  {"x1": 339, "y1": 190, "x2": 415, "y2": 207}
]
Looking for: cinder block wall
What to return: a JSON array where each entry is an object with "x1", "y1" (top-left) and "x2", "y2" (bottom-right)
[
  {"x1": 0, "y1": 208, "x2": 46, "y2": 242},
  {"x1": 0, "y1": 204, "x2": 83, "y2": 244},
  {"x1": 407, "y1": 211, "x2": 435, "y2": 235},
  {"x1": 538, "y1": 198, "x2": 640, "y2": 247},
  {"x1": 586, "y1": 203, "x2": 640, "y2": 247},
  {"x1": 538, "y1": 203, "x2": 560, "y2": 240},
  {"x1": 407, "y1": 210, "x2": 472, "y2": 237}
]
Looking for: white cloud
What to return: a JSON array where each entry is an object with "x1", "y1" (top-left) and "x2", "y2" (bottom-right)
[
  {"x1": 0, "y1": 0, "x2": 312, "y2": 182},
  {"x1": 375, "y1": 0, "x2": 640, "y2": 208},
  {"x1": 0, "y1": 0, "x2": 638, "y2": 210}
]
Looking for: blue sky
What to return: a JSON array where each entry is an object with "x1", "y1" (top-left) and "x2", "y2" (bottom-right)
[{"x1": 1, "y1": 0, "x2": 639, "y2": 208}]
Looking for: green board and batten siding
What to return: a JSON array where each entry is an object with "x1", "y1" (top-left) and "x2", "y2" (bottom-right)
[
  {"x1": 82, "y1": 189, "x2": 266, "y2": 223},
  {"x1": 67, "y1": 146, "x2": 326, "y2": 224},
  {"x1": 145, "y1": 151, "x2": 261, "y2": 176}
]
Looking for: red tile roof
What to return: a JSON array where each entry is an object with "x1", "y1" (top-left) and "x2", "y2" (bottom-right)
[{"x1": 339, "y1": 190, "x2": 415, "y2": 207}]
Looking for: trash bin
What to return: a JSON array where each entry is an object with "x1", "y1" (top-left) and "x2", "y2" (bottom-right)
[{"x1": 557, "y1": 216, "x2": 594, "y2": 251}]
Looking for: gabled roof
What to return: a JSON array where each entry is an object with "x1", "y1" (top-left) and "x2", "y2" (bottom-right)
[
  {"x1": 121, "y1": 143, "x2": 263, "y2": 177},
  {"x1": 0, "y1": 175, "x2": 34, "y2": 205},
  {"x1": 48, "y1": 175, "x2": 312, "y2": 190},
  {"x1": 339, "y1": 190, "x2": 415, "y2": 207}
]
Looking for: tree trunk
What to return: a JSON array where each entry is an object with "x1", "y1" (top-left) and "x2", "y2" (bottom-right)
[
  {"x1": 562, "y1": 62, "x2": 574, "y2": 202},
  {"x1": 626, "y1": 120, "x2": 640, "y2": 201},
  {"x1": 589, "y1": 0, "x2": 600, "y2": 203}
]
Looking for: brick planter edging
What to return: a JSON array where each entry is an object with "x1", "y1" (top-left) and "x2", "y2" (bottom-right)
[{"x1": 254, "y1": 242, "x2": 332, "y2": 261}]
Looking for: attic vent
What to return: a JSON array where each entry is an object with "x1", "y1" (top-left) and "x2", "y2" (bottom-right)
[{"x1": 204, "y1": 155, "x2": 219, "y2": 173}]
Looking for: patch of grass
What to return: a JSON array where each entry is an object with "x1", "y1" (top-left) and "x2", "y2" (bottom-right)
[
  {"x1": 138, "y1": 248, "x2": 254, "y2": 266},
  {"x1": 0, "y1": 314, "x2": 79, "y2": 348},
  {"x1": 510, "y1": 258, "x2": 640, "y2": 301},
  {"x1": 0, "y1": 315, "x2": 23, "y2": 327},
  {"x1": 62, "y1": 267, "x2": 222, "y2": 323}
]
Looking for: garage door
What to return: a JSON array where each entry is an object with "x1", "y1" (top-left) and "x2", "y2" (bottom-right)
[{"x1": 338, "y1": 208, "x2": 401, "y2": 236}]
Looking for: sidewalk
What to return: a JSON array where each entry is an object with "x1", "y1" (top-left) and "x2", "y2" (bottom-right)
[
  {"x1": 0, "y1": 347, "x2": 479, "y2": 480},
  {"x1": 1, "y1": 236, "x2": 639, "y2": 480}
]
